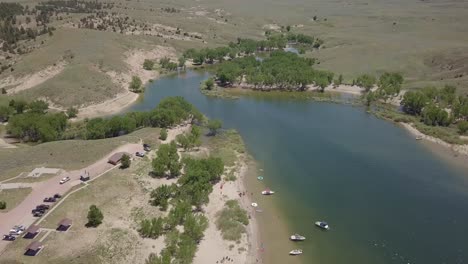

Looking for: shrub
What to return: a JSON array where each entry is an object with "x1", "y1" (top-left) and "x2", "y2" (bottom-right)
[
  {"x1": 215, "y1": 200, "x2": 249, "y2": 241},
  {"x1": 207, "y1": 119, "x2": 222, "y2": 136},
  {"x1": 66, "y1": 107, "x2": 78, "y2": 118},
  {"x1": 130, "y1": 76, "x2": 143, "y2": 93},
  {"x1": 159, "y1": 128, "x2": 168, "y2": 140},
  {"x1": 0, "y1": 201, "x2": 6, "y2": 210},
  {"x1": 143, "y1": 59, "x2": 155, "y2": 70},
  {"x1": 120, "y1": 154, "x2": 131, "y2": 169},
  {"x1": 458, "y1": 121, "x2": 468, "y2": 135},
  {"x1": 86, "y1": 205, "x2": 104, "y2": 227}
]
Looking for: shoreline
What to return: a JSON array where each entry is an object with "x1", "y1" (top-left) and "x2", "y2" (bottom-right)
[{"x1": 399, "y1": 122, "x2": 468, "y2": 157}]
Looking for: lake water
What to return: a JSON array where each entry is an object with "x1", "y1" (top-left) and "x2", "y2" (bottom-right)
[{"x1": 128, "y1": 70, "x2": 468, "y2": 264}]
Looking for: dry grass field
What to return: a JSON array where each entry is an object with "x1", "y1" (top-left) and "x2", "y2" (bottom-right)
[
  {"x1": 1, "y1": 0, "x2": 467, "y2": 111},
  {"x1": 0, "y1": 128, "x2": 160, "y2": 182}
]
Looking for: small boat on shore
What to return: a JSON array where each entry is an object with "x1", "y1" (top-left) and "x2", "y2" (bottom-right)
[
  {"x1": 416, "y1": 136, "x2": 423, "y2": 140},
  {"x1": 315, "y1": 221, "x2": 330, "y2": 230},
  {"x1": 290, "y1": 234, "x2": 306, "y2": 241},
  {"x1": 251, "y1": 202, "x2": 258, "y2": 207},
  {"x1": 261, "y1": 189, "x2": 275, "y2": 195},
  {"x1": 257, "y1": 176, "x2": 264, "y2": 180},
  {"x1": 289, "y1": 249, "x2": 303, "y2": 255}
]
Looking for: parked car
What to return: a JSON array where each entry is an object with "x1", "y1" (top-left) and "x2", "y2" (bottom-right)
[
  {"x1": 33, "y1": 211, "x2": 44, "y2": 217},
  {"x1": 54, "y1": 193, "x2": 62, "y2": 199},
  {"x1": 36, "y1": 204, "x2": 50, "y2": 210},
  {"x1": 43, "y1": 197, "x2": 56, "y2": 202},
  {"x1": 136, "y1": 152, "x2": 145, "y2": 157},
  {"x1": 143, "y1": 144, "x2": 151, "y2": 151},
  {"x1": 59, "y1": 176, "x2": 70, "y2": 184},
  {"x1": 3, "y1": 235, "x2": 16, "y2": 241}
]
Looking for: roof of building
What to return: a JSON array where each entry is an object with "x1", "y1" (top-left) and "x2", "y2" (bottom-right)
[
  {"x1": 25, "y1": 241, "x2": 42, "y2": 251},
  {"x1": 25, "y1": 225, "x2": 40, "y2": 234},
  {"x1": 58, "y1": 218, "x2": 73, "y2": 227},
  {"x1": 108, "y1": 152, "x2": 129, "y2": 163}
]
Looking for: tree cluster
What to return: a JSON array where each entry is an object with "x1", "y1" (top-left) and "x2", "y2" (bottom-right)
[
  {"x1": 129, "y1": 76, "x2": 143, "y2": 93},
  {"x1": 152, "y1": 142, "x2": 181, "y2": 177},
  {"x1": 159, "y1": 57, "x2": 178, "y2": 71},
  {"x1": 400, "y1": 85, "x2": 467, "y2": 128},
  {"x1": 176, "y1": 126, "x2": 201, "y2": 151},
  {"x1": 142, "y1": 156, "x2": 223, "y2": 264},
  {"x1": 215, "y1": 51, "x2": 332, "y2": 91}
]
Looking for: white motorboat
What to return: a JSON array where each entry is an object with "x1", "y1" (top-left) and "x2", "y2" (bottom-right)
[
  {"x1": 289, "y1": 249, "x2": 303, "y2": 255},
  {"x1": 261, "y1": 188, "x2": 275, "y2": 195},
  {"x1": 290, "y1": 234, "x2": 306, "y2": 241},
  {"x1": 315, "y1": 221, "x2": 330, "y2": 230}
]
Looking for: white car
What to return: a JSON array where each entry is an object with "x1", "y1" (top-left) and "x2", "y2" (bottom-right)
[
  {"x1": 136, "y1": 152, "x2": 145, "y2": 158},
  {"x1": 59, "y1": 177, "x2": 70, "y2": 184}
]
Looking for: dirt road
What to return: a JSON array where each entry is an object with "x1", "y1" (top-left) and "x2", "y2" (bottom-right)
[{"x1": 0, "y1": 143, "x2": 143, "y2": 254}]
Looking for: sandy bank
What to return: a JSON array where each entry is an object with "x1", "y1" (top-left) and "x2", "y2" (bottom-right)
[
  {"x1": 193, "y1": 156, "x2": 260, "y2": 264},
  {"x1": 400, "y1": 122, "x2": 468, "y2": 156},
  {"x1": 75, "y1": 46, "x2": 177, "y2": 120},
  {"x1": 0, "y1": 61, "x2": 67, "y2": 94}
]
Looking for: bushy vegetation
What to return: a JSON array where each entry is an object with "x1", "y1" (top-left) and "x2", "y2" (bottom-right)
[
  {"x1": 216, "y1": 51, "x2": 332, "y2": 90},
  {"x1": 120, "y1": 154, "x2": 131, "y2": 169},
  {"x1": 159, "y1": 128, "x2": 168, "y2": 140},
  {"x1": 143, "y1": 59, "x2": 155, "y2": 70},
  {"x1": 152, "y1": 141, "x2": 181, "y2": 177},
  {"x1": 207, "y1": 119, "x2": 222, "y2": 136},
  {"x1": 4, "y1": 97, "x2": 201, "y2": 143},
  {"x1": 66, "y1": 107, "x2": 78, "y2": 118},
  {"x1": 215, "y1": 200, "x2": 249, "y2": 241},
  {"x1": 130, "y1": 76, "x2": 143, "y2": 93},
  {"x1": 183, "y1": 32, "x2": 322, "y2": 66},
  {"x1": 400, "y1": 85, "x2": 466, "y2": 127},
  {"x1": 141, "y1": 155, "x2": 225, "y2": 264},
  {"x1": 176, "y1": 126, "x2": 201, "y2": 151},
  {"x1": 86, "y1": 205, "x2": 103, "y2": 227},
  {"x1": 159, "y1": 57, "x2": 178, "y2": 71},
  {"x1": 0, "y1": 201, "x2": 6, "y2": 210}
]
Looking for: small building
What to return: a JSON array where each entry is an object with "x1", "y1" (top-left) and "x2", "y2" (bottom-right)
[
  {"x1": 23, "y1": 225, "x2": 40, "y2": 239},
  {"x1": 108, "y1": 152, "x2": 129, "y2": 165},
  {"x1": 57, "y1": 218, "x2": 73, "y2": 231},
  {"x1": 24, "y1": 241, "x2": 43, "y2": 256}
]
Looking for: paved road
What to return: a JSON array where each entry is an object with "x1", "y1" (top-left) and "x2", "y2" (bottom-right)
[{"x1": 0, "y1": 143, "x2": 143, "y2": 254}]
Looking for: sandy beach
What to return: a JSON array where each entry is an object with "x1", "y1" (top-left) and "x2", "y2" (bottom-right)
[{"x1": 193, "y1": 156, "x2": 261, "y2": 264}]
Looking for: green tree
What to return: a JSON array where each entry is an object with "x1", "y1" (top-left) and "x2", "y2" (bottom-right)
[
  {"x1": 421, "y1": 103, "x2": 450, "y2": 126},
  {"x1": 150, "y1": 184, "x2": 175, "y2": 210},
  {"x1": 401, "y1": 91, "x2": 428, "y2": 115},
  {"x1": 207, "y1": 119, "x2": 222, "y2": 136},
  {"x1": 152, "y1": 142, "x2": 181, "y2": 177},
  {"x1": 0, "y1": 201, "x2": 6, "y2": 210},
  {"x1": 86, "y1": 205, "x2": 104, "y2": 227},
  {"x1": 286, "y1": 25, "x2": 291, "y2": 32},
  {"x1": 355, "y1": 74, "x2": 376, "y2": 92},
  {"x1": 9, "y1": 99, "x2": 28, "y2": 114},
  {"x1": 130, "y1": 76, "x2": 143, "y2": 93},
  {"x1": 66, "y1": 107, "x2": 78, "y2": 118},
  {"x1": 0, "y1": 105, "x2": 13, "y2": 122},
  {"x1": 457, "y1": 121, "x2": 468, "y2": 134},
  {"x1": 143, "y1": 59, "x2": 155, "y2": 70},
  {"x1": 28, "y1": 100, "x2": 49, "y2": 114},
  {"x1": 159, "y1": 128, "x2": 168, "y2": 140},
  {"x1": 178, "y1": 56, "x2": 186, "y2": 69},
  {"x1": 120, "y1": 154, "x2": 131, "y2": 169},
  {"x1": 204, "y1": 78, "x2": 215, "y2": 90},
  {"x1": 378, "y1": 72, "x2": 403, "y2": 100},
  {"x1": 1, "y1": 88, "x2": 6, "y2": 94}
]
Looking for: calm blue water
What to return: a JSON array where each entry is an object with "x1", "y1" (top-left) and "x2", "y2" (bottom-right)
[{"x1": 127, "y1": 70, "x2": 468, "y2": 264}]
